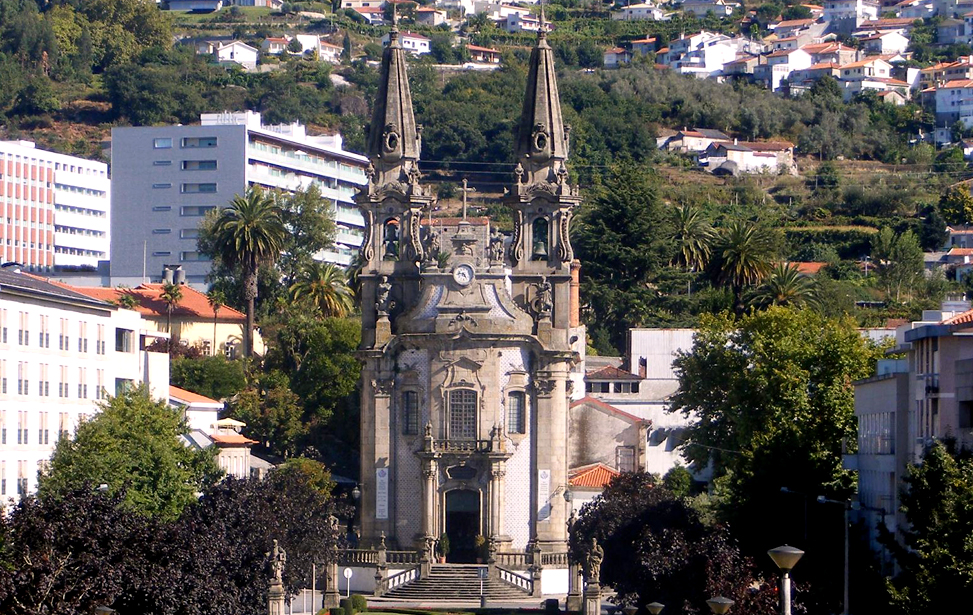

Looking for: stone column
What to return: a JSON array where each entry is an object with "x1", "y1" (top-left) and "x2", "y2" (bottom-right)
[
  {"x1": 532, "y1": 369, "x2": 569, "y2": 551},
  {"x1": 324, "y1": 561, "x2": 340, "y2": 608},
  {"x1": 529, "y1": 541, "x2": 544, "y2": 597},
  {"x1": 362, "y1": 375, "x2": 393, "y2": 544},
  {"x1": 268, "y1": 581, "x2": 285, "y2": 615},
  {"x1": 374, "y1": 533, "x2": 388, "y2": 596},
  {"x1": 582, "y1": 580, "x2": 601, "y2": 615},
  {"x1": 489, "y1": 464, "x2": 504, "y2": 538},
  {"x1": 566, "y1": 561, "x2": 583, "y2": 613}
]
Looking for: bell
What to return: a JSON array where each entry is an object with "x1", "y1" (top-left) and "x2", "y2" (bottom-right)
[{"x1": 532, "y1": 239, "x2": 548, "y2": 260}]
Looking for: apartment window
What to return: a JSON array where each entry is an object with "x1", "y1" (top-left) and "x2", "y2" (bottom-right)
[
  {"x1": 448, "y1": 389, "x2": 477, "y2": 440},
  {"x1": 181, "y1": 183, "x2": 217, "y2": 194},
  {"x1": 38, "y1": 315, "x2": 49, "y2": 348},
  {"x1": 17, "y1": 362, "x2": 27, "y2": 396},
  {"x1": 1, "y1": 308, "x2": 7, "y2": 343},
  {"x1": 17, "y1": 411, "x2": 26, "y2": 445},
  {"x1": 0, "y1": 409, "x2": 5, "y2": 444},
  {"x1": 152, "y1": 206, "x2": 172, "y2": 212},
  {"x1": 153, "y1": 137, "x2": 173, "y2": 149},
  {"x1": 181, "y1": 136, "x2": 218, "y2": 148},
  {"x1": 152, "y1": 183, "x2": 172, "y2": 189},
  {"x1": 59, "y1": 365, "x2": 68, "y2": 398},
  {"x1": 180, "y1": 205, "x2": 216, "y2": 216},
  {"x1": 115, "y1": 378, "x2": 134, "y2": 396},
  {"x1": 40, "y1": 364, "x2": 49, "y2": 397},
  {"x1": 180, "y1": 251, "x2": 209, "y2": 262},
  {"x1": 152, "y1": 251, "x2": 172, "y2": 257},
  {"x1": 507, "y1": 391, "x2": 526, "y2": 434},
  {"x1": 39, "y1": 412, "x2": 48, "y2": 445},
  {"x1": 153, "y1": 228, "x2": 172, "y2": 234},
  {"x1": 0, "y1": 359, "x2": 5, "y2": 395},
  {"x1": 59, "y1": 318, "x2": 69, "y2": 350},
  {"x1": 59, "y1": 412, "x2": 69, "y2": 439},
  {"x1": 181, "y1": 228, "x2": 201, "y2": 239},
  {"x1": 79, "y1": 322, "x2": 88, "y2": 353},
  {"x1": 78, "y1": 367, "x2": 88, "y2": 399},
  {"x1": 153, "y1": 160, "x2": 172, "y2": 166},
  {"x1": 182, "y1": 160, "x2": 218, "y2": 170},
  {"x1": 616, "y1": 446, "x2": 636, "y2": 473},
  {"x1": 402, "y1": 390, "x2": 419, "y2": 435},
  {"x1": 116, "y1": 328, "x2": 134, "y2": 353},
  {"x1": 18, "y1": 311, "x2": 28, "y2": 345},
  {"x1": 97, "y1": 325, "x2": 106, "y2": 355},
  {"x1": 96, "y1": 369, "x2": 105, "y2": 400},
  {"x1": 1, "y1": 461, "x2": 5, "y2": 495},
  {"x1": 17, "y1": 461, "x2": 27, "y2": 496}
]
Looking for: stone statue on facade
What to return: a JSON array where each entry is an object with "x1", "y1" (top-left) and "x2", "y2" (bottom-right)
[
  {"x1": 584, "y1": 537, "x2": 603, "y2": 584},
  {"x1": 376, "y1": 275, "x2": 392, "y2": 316},
  {"x1": 489, "y1": 229, "x2": 505, "y2": 264},
  {"x1": 269, "y1": 539, "x2": 287, "y2": 585},
  {"x1": 535, "y1": 277, "x2": 553, "y2": 317}
]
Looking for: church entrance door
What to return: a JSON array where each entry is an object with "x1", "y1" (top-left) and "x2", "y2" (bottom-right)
[{"x1": 444, "y1": 489, "x2": 480, "y2": 563}]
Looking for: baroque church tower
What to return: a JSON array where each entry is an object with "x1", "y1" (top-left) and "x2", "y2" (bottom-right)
[{"x1": 356, "y1": 18, "x2": 583, "y2": 560}]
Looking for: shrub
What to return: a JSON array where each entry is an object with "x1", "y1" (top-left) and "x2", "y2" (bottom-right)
[
  {"x1": 329, "y1": 608, "x2": 343, "y2": 615},
  {"x1": 339, "y1": 597, "x2": 354, "y2": 615},
  {"x1": 350, "y1": 594, "x2": 368, "y2": 612}
]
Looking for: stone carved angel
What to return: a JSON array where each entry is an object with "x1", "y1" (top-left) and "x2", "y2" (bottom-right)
[
  {"x1": 584, "y1": 537, "x2": 603, "y2": 584},
  {"x1": 376, "y1": 275, "x2": 392, "y2": 316},
  {"x1": 269, "y1": 539, "x2": 286, "y2": 585},
  {"x1": 489, "y1": 229, "x2": 505, "y2": 263}
]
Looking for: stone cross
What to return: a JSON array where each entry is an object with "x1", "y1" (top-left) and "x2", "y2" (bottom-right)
[{"x1": 461, "y1": 179, "x2": 476, "y2": 221}]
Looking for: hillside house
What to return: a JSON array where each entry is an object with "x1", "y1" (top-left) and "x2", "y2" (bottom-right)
[
  {"x1": 416, "y1": 6, "x2": 447, "y2": 26},
  {"x1": 261, "y1": 37, "x2": 290, "y2": 54},
  {"x1": 681, "y1": 0, "x2": 739, "y2": 17},
  {"x1": 757, "y1": 47, "x2": 812, "y2": 90},
  {"x1": 197, "y1": 40, "x2": 258, "y2": 70},
  {"x1": 380, "y1": 31, "x2": 430, "y2": 54},
  {"x1": 504, "y1": 12, "x2": 554, "y2": 33},
  {"x1": 894, "y1": 0, "x2": 935, "y2": 18},
  {"x1": 802, "y1": 41, "x2": 858, "y2": 65},
  {"x1": 611, "y1": 2, "x2": 667, "y2": 20},
  {"x1": 823, "y1": 0, "x2": 879, "y2": 31},
  {"x1": 659, "y1": 127, "x2": 732, "y2": 153},
  {"x1": 704, "y1": 140, "x2": 796, "y2": 175},
  {"x1": 631, "y1": 37, "x2": 658, "y2": 54},
  {"x1": 353, "y1": 6, "x2": 386, "y2": 24},
  {"x1": 860, "y1": 31, "x2": 910, "y2": 55},
  {"x1": 467, "y1": 44, "x2": 501, "y2": 64},
  {"x1": 604, "y1": 47, "x2": 633, "y2": 68}
]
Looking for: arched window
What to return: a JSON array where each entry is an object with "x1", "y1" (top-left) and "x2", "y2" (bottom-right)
[
  {"x1": 402, "y1": 390, "x2": 419, "y2": 435},
  {"x1": 531, "y1": 217, "x2": 549, "y2": 261},
  {"x1": 383, "y1": 218, "x2": 399, "y2": 260},
  {"x1": 448, "y1": 389, "x2": 477, "y2": 440},
  {"x1": 507, "y1": 391, "x2": 526, "y2": 434}
]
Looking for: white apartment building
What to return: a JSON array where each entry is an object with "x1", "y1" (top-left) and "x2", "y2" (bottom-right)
[
  {"x1": 0, "y1": 265, "x2": 169, "y2": 503},
  {"x1": 1, "y1": 140, "x2": 110, "y2": 272},
  {"x1": 110, "y1": 111, "x2": 369, "y2": 288},
  {"x1": 611, "y1": 2, "x2": 666, "y2": 20},
  {"x1": 379, "y1": 31, "x2": 430, "y2": 55},
  {"x1": 823, "y1": 0, "x2": 880, "y2": 26}
]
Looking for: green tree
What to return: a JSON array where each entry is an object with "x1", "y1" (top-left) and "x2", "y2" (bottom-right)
[
  {"x1": 671, "y1": 204, "x2": 713, "y2": 273},
  {"x1": 749, "y1": 262, "x2": 816, "y2": 309},
  {"x1": 938, "y1": 185, "x2": 973, "y2": 226},
  {"x1": 708, "y1": 220, "x2": 779, "y2": 314},
  {"x1": 170, "y1": 355, "x2": 247, "y2": 400},
  {"x1": 277, "y1": 185, "x2": 338, "y2": 286},
  {"x1": 39, "y1": 385, "x2": 221, "y2": 520},
  {"x1": 207, "y1": 288, "x2": 227, "y2": 352},
  {"x1": 160, "y1": 281, "x2": 183, "y2": 334},
  {"x1": 13, "y1": 75, "x2": 59, "y2": 116},
  {"x1": 872, "y1": 228, "x2": 924, "y2": 301},
  {"x1": 885, "y1": 440, "x2": 973, "y2": 613},
  {"x1": 663, "y1": 464, "x2": 693, "y2": 498},
  {"x1": 286, "y1": 37, "x2": 303, "y2": 53},
  {"x1": 202, "y1": 186, "x2": 287, "y2": 358},
  {"x1": 229, "y1": 379, "x2": 308, "y2": 458},
  {"x1": 289, "y1": 261, "x2": 354, "y2": 318}
]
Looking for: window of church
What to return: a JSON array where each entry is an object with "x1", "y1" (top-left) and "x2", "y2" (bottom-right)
[
  {"x1": 448, "y1": 389, "x2": 477, "y2": 440},
  {"x1": 402, "y1": 390, "x2": 419, "y2": 435},
  {"x1": 383, "y1": 218, "x2": 400, "y2": 260},
  {"x1": 507, "y1": 391, "x2": 526, "y2": 434},
  {"x1": 531, "y1": 217, "x2": 549, "y2": 260}
]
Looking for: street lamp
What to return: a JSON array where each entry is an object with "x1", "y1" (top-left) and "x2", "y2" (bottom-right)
[
  {"x1": 646, "y1": 602, "x2": 665, "y2": 615},
  {"x1": 706, "y1": 597, "x2": 734, "y2": 615},
  {"x1": 351, "y1": 484, "x2": 362, "y2": 545},
  {"x1": 768, "y1": 545, "x2": 804, "y2": 615}
]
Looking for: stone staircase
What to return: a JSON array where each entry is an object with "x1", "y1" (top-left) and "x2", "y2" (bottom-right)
[{"x1": 382, "y1": 563, "x2": 531, "y2": 601}]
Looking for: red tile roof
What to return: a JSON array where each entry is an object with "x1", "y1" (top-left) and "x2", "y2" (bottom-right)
[
  {"x1": 571, "y1": 397, "x2": 646, "y2": 424},
  {"x1": 467, "y1": 44, "x2": 500, "y2": 53},
  {"x1": 170, "y1": 385, "x2": 221, "y2": 405},
  {"x1": 775, "y1": 18, "x2": 815, "y2": 27},
  {"x1": 70, "y1": 284, "x2": 246, "y2": 322},
  {"x1": 569, "y1": 463, "x2": 620, "y2": 489},
  {"x1": 790, "y1": 261, "x2": 828, "y2": 275},
  {"x1": 948, "y1": 247, "x2": 973, "y2": 256},
  {"x1": 586, "y1": 365, "x2": 642, "y2": 381},
  {"x1": 941, "y1": 79, "x2": 973, "y2": 89}
]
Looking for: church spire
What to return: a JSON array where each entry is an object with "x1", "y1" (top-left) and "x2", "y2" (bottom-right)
[
  {"x1": 514, "y1": 2, "x2": 568, "y2": 175},
  {"x1": 366, "y1": 6, "x2": 421, "y2": 185}
]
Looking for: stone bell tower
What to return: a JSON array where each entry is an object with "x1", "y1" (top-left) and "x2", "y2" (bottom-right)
[{"x1": 356, "y1": 14, "x2": 581, "y2": 560}]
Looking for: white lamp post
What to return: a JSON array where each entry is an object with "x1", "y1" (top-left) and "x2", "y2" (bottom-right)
[
  {"x1": 706, "y1": 597, "x2": 734, "y2": 615},
  {"x1": 768, "y1": 545, "x2": 804, "y2": 615}
]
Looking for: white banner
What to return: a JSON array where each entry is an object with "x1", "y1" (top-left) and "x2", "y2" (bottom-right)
[
  {"x1": 376, "y1": 468, "x2": 389, "y2": 520},
  {"x1": 538, "y1": 469, "x2": 551, "y2": 522}
]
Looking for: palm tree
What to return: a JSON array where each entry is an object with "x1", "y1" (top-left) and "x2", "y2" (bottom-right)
[
  {"x1": 711, "y1": 220, "x2": 777, "y2": 314},
  {"x1": 208, "y1": 186, "x2": 286, "y2": 358},
  {"x1": 671, "y1": 204, "x2": 713, "y2": 273},
  {"x1": 207, "y1": 289, "x2": 227, "y2": 356},
  {"x1": 160, "y1": 282, "x2": 183, "y2": 335},
  {"x1": 345, "y1": 252, "x2": 365, "y2": 308},
  {"x1": 749, "y1": 262, "x2": 817, "y2": 309},
  {"x1": 290, "y1": 262, "x2": 355, "y2": 318}
]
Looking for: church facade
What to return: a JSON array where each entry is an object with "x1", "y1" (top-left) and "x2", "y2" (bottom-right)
[{"x1": 356, "y1": 21, "x2": 586, "y2": 562}]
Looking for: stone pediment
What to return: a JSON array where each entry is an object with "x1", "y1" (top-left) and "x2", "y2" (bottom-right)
[{"x1": 397, "y1": 272, "x2": 533, "y2": 335}]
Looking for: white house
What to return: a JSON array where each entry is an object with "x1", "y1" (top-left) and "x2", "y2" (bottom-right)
[
  {"x1": 169, "y1": 385, "x2": 223, "y2": 432},
  {"x1": 342, "y1": 0, "x2": 385, "y2": 7},
  {"x1": 261, "y1": 36, "x2": 290, "y2": 55},
  {"x1": 772, "y1": 17, "x2": 818, "y2": 38},
  {"x1": 894, "y1": 0, "x2": 935, "y2": 18},
  {"x1": 503, "y1": 12, "x2": 554, "y2": 33},
  {"x1": 935, "y1": 79, "x2": 973, "y2": 127},
  {"x1": 631, "y1": 37, "x2": 658, "y2": 55},
  {"x1": 681, "y1": 0, "x2": 739, "y2": 17},
  {"x1": 823, "y1": 0, "x2": 880, "y2": 26},
  {"x1": 670, "y1": 38, "x2": 740, "y2": 77},
  {"x1": 181, "y1": 418, "x2": 261, "y2": 480},
  {"x1": 381, "y1": 31, "x2": 430, "y2": 54},
  {"x1": 860, "y1": 31, "x2": 910, "y2": 55},
  {"x1": 416, "y1": 6, "x2": 447, "y2": 26},
  {"x1": 839, "y1": 57, "x2": 892, "y2": 81},
  {"x1": 353, "y1": 6, "x2": 386, "y2": 24},
  {"x1": 611, "y1": 2, "x2": 667, "y2": 20},
  {"x1": 704, "y1": 140, "x2": 797, "y2": 175},
  {"x1": 468, "y1": 44, "x2": 502, "y2": 64},
  {"x1": 604, "y1": 47, "x2": 633, "y2": 68},
  {"x1": 209, "y1": 40, "x2": 258, "y2": 69},
  {"x1": 472, "y1": 1, "x2": 529, "y2": 20},
  {"x1": 0, "y1": 265, "x2": 170, "y2": 502},
  {"x1": 801, "y1": 41, "x2": 858, "y2": 65},
  {"x1": 167, "y1": 0, "x2": 223, "y2": 10},
  {"x1": 758, "y1": 47, "x2": 813, "y2": 90}
]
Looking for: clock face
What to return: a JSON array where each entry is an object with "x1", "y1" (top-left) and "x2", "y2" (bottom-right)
[{"x1": 453, "y1": 264, "x2": 474, "y2": 286}]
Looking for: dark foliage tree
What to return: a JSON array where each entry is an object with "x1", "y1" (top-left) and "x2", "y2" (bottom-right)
[
  {"x1": 568, "y1": 473, "x2": 787, "y2": 615},
  {"x1": 170, "y1": 354, "x2": 248, "y2": 400}
]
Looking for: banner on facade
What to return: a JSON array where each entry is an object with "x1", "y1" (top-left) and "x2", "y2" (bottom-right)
[
  {"x1": 538, "y1": 469, "x2": 551, "y2": 522},
  {"x1": 376, "y1": 468, "x2": 389, "y2": 520}
]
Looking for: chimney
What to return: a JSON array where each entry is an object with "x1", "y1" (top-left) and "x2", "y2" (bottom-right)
[
  {"x1": 570, "y1": 260, "x2": 581, "y2": 328},
  {"x1": 639, "y1": 357, "x2": 647, "y2": 379},
  {"x1": 163, "y1": 266, "x2": 174, "y2": 284},
  {"x1": 175, "y1": 267, "x2": 186, "y2": 285}
]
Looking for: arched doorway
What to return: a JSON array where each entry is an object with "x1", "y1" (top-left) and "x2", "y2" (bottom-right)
[{"x1": 444, "y1": 489, "x2": 480, "y2": 563}]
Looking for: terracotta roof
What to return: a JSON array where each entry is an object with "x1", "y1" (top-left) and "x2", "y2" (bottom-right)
[
  {"x1": 569, "y1": 463, "x2": 620, "y2": 489},
  {"x1": 70, "y1": 284, "x2": 246, "y2": 322},
  {"x1": 631, "y1": 37, "x2": 657, "y2": 43},
  {"x1": 948, "y1": 247, "x2": 973, "y2": 256},
  {"x1": 877, "y1": 90, "x2": 905, "y2": 97},
  {"x1": 841, "y1": 57, "x2": 889, "y2": 69},
  {"x1": 606, "y1": 47, "x2": 628, "y2": 54},
  {"x1": 210, "y1": 432, "x2": 258, "y2": 446},
  {"x1": 802, "y1": 42, "x2": 852, "y2": 52},
  {"x1": 948, "y1": 225, "x2": 973, "y2": 233},
  {"x1": 264, "y1": 37, "x2": 289, "y2": 44},
  {"x1": 860, "y1": 18, "x2": 916, "y2": 27},
  {"x1": 571, "y1": 397, "x2": 646, "y2": 424},
  {"x1": 942, "y1": 79, "x2": 973, "y2": 88},
  {"x1": 775, "y1": 18, "x2": 815, "y2": 27},
  {"x1": 920, "y1": 62, "x2": 950, "y2": 72},
  {"x1": 790, "y1": 261, "x2": 827, "y2": 275},
  {"x1": 586, "y1": 365, "x2": 642, "y2": 381},
  {"x1": 741, "y1": 140, "x2": 795, "y2": 151},
  {"x1": 398, "y1": 31, "x2": 430, "y2": 41},
  {"x1": 354, "y1": 6, "x2": 384, "y2": 12},
  {"x1": 942, "y1": 308, "x2": 973, "y2": 325},
  {"x1": 169, "y1": 385, "x2": 222, "y2": 405},
  {"x1": 806, "y1": 62, "x2": 841, "y2": 70},
  {"x1": 467, "y1": 44, "x2": 500, "y2": 53}
]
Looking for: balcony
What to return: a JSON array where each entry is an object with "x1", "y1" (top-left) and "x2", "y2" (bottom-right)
[{"x1": 432, "y1": 439, "x2": 494, "y2": 454}]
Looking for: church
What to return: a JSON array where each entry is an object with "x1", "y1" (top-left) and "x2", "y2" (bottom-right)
[{"x1": 355, "y1": 18, "x2": 588, "y2": 564}]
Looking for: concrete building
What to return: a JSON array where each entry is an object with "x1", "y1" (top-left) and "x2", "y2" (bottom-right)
[
  {"x1": 181, "y1": 417, "x2": 263, "y2": 479},
  {"x1": 1, "y1": 140, "x2": 110, "y2": 272},
  {"x1": 0, "y1": 265, "x2": 169, "y2": 503},
  {"x1": 169, "y1": 384, "x2": 224, "y2": 431},
  {"x1": 355, "y1": 22, "x2": 582, "y2": 585},
  {"x1": 611, "y1": 2, "x2": 667, "y2": 20},
  {"x1": 110, "y1": 111, "x2": 368, "y2": 288},
  {"x1": 380, "y1": 31, "x2": 430, "y2": 54}
]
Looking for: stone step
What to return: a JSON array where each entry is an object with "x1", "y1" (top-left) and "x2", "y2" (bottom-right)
[{"x1": 383, "y1": 564, "x2": 531, "y2": 601}]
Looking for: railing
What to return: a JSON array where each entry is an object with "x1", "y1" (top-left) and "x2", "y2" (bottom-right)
[
  {"x1": 433, "y1": 439, "x2": 493, "y2": 453},
  {"x1": 541, "y1": 552, "x2": 569, "y2": 567},
  {"x1": 495, "y1": 551, "x2": 530, "y2": 569},
  {"x1": 387, "y1": 550, "x2": 420, "y2": 564},
  {"x1": 497, "y1": 566, "x2": 533, "y2": 594},
  {"x1": 384, "y1": 566, "x2": 420, "y2": 592},
  {"x1": 338, "y1": 549, "x2": 378, "y2": 565}
]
